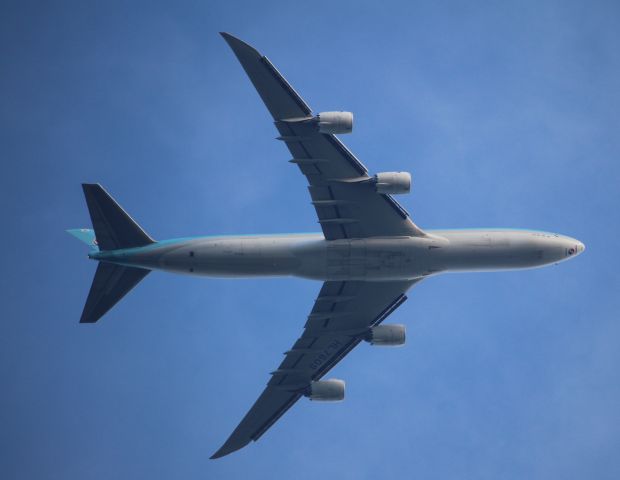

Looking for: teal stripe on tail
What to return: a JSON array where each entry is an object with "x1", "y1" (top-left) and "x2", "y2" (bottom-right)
[{"x1": 67, "y1": 228, "x2": 99, "y2": 251}]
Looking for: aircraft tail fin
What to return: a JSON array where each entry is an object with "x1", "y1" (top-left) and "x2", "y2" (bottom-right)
[
  {"x1": 73, "y1": 184, "x2": 153, "y2": 322},
  {"x1": 67, "y1": 228, "x2": 99, "y2": 251},
  {"x1": 81, "y1": 183, "x2": 154, "y2": 251},
  {"x1": 80, "y1": 262, "x2": 150, "y2": 323}
]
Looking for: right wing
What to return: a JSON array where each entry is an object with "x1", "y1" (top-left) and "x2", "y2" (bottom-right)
[
  {"x1": 211, "y1": 278, "x2": 422, "y2": 458},
  {"x1": 221, "y1": 33, "x2": 425, "y2": 240}
]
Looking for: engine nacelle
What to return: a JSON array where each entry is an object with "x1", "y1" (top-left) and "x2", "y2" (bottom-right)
[
  {"x1": 306, "y1": 379, "x2": 345, "y2": 401},
  {"x1": 317, "y1": 111, "x2": 353, "y2": 134},
  {"x1": 366, "y1": 324, "x2": 406, "y2": 347},
  {"x1": 373, "y1": 172, "x2": 411, "y2": 195}
]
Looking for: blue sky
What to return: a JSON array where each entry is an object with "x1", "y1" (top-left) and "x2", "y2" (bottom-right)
[{"x1": 1, "y1": 1, "x2": 619, "y2": 478}]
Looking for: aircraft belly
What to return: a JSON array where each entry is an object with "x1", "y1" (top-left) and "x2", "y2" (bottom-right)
[
  {"x1": 113, "y1": 233, "x2": 560, "y2": 280},
  {"x1": 143, "y1": 237, "x2": 301, "y2": 277},
  {"x1": 295, "y1": 237, "x2": 437, "y2": 281},
  {"x1": 435, "y1": 231, "x2": 554, "y2": 271},
  {"x1": 150, "y1": 236, "x2": 434, "y2": 281},
  {"x1": 325, "y1": 240, "x2": 367, "y2": 280},
  {"x1": 93, "y1": 229, "x2": 567, "y2": 282},
  {"x1": 193, "y1": 238, "x2": 302, "y2": 276}
]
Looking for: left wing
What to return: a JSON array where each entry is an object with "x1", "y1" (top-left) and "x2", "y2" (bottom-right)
[
  {"x1": 211, "y1": 279, "x2": 421, "y2": 458},
  {"x1": 220, "y1": 32, "x2": 425, "y2": 240}
]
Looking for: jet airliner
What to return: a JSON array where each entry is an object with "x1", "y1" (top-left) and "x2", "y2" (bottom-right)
[{"x1": 68, "y1": 33, "x2": 585, "y2": 459}]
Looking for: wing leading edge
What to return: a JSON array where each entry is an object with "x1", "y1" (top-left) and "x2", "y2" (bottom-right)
[
  {"x1": 211, "y1": 279, "x2": 421, "y2": 459},
  {"x1": 220, "y1": 32, "x2": 425, "y2": 240}
]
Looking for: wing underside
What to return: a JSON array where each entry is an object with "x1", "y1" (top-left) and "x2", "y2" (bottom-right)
[
  {"x1": 220, "y1": 32, "x2": 424, "y2": 240},
  {"x1": 211, "y1": 279, "x2": 420, "y2": 458}
]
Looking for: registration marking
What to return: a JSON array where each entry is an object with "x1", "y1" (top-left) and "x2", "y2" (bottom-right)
[{"x1": 309, "y1": 339, "x2": 342, "y2": 370}]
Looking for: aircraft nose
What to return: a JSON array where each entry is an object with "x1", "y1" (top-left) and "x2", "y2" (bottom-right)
[
  {"x1": 529, "y1": 233, "x2": 584, "y2": 265},
  {"x1": 565, "y1": 238, "x2": 585, "y2": 258}
]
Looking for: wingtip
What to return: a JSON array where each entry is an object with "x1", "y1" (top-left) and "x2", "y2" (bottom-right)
[
  {"x1": 209, "y1": 445, "x2": 236, "y2": 460},
  {"x1": 209, "y1": 436, "x2": 251, "y2": 460},
  {"x1": 79, "y1": 304, "x2": 101, "y2": 323},
  {"x1": 218, "y1": 32, "x2": 261, "y2": 57},
  {"x1": 219, "y1": 31, "x2": 238, "y2": 44}
]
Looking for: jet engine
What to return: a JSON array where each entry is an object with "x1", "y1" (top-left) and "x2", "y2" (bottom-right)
[
  {"x1": 317, "y1": 111, "x2": 353, "y2": 134},
  {"x1": 306, "y1": 379, "x2": 345, "y2": 401},
  {"x1": 373, "y1": 172, "x2": 411, "y2": 194},
  {"x1": 366, "y1": 324, "x2": 406, "y2": 347}
]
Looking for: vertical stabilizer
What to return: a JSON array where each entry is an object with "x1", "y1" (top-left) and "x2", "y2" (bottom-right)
[{"x1": 67, "y1": 228, "x2": 99, "y2": 251}]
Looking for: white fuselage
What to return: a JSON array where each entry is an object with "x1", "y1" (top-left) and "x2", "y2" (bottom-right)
[{"x1": 92, "y1": 229, "x2": 585, "y2": 281}]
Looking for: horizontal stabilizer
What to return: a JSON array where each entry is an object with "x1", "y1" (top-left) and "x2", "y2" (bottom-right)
[
  {"x1": 82, "y1": 184, "x2": 154, "y2": 251},
  {"x1": 80, "y1": 262, "x2": 149, "y2": 323}
]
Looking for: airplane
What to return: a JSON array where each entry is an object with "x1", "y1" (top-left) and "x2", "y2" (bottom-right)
[{"x1": 68, "y1": 32, "x2": 585, "y2": 459}]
